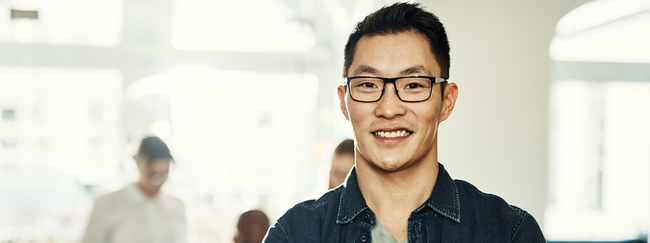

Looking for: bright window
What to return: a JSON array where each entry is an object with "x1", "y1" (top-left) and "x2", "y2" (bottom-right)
[
  {"x1": 172, "y1": 0, "x2": 316, "y2": 52},
  {"x1": 546, "y1": 0, "x2": 650, "y2": 241},
  {"x1": 169, "y1": 68, "x2": 319, "y2": 242},
  {"x1": 0, "y1": 66, "x2": 123, "y2": 242},
  {"x1": 0, "y1": 0, "x2": 122, "y2": 46}
]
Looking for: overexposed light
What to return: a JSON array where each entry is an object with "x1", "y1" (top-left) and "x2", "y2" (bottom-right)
[
  {"x1": 0, "y1": 65, "x2": 123, "y2": 178},
  {"x1": 556, "y1": 0, "x2": 650, "y2": 36},
  {"x1": 0, "y1": 0, "x2": 121, "y2": 46},
  {"x1": 351, "y1": 0, "x2": 376, "y2": 26},
  {"x1": 172, "y1": 0, "x2": 316, "y2": 53},
  {"x1": 150, "y1": 119, "x2": 172, "y2": 139},
  {"x1": 321, "y1": 0, "x2": 405, "y2": 38},
  {"x1": 546, "y1": 80, "x2": 650, "y2": 241},
  {"x1": 238, "y1": 200, "x2": 253, "y2": 212},
  {"x1": 551, "y1": 7, "x2": 650, "y2": 63},
  {"x1": 549, "y1": 0, "x2": 650, "y2": 63},
  {"x1": 126, "y1": 74, "x2": 170, "y2": 101},
  {"x1": 169, "y1": 68, "x2": 319, "y2": 243},
  {"x1": 11, "y1": 19, "x2": 44, "y2": 43}
]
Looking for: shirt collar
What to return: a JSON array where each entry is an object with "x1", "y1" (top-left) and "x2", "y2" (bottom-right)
[
  {"x1": 336, "y1": 166, "x2": 369, "y2": 224},
  {"x1": 336, "y1": 163, "x2": 461, "y2": 224},
  {"x1": 423, "y1": 163, "x2": 461, "y2": 223}
]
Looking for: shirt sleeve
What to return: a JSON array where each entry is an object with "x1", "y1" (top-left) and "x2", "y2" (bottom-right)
[
  {"x1": 82, "y1": 198, "x2": 109, "y2": 243},
  {"x1": 510, "y1": 212, "x2": 546, "y2": 243}
]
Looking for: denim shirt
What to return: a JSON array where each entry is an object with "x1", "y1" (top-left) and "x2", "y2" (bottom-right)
[{"x1": 264, "y1": 163, "x2": 546, "y2": 243}]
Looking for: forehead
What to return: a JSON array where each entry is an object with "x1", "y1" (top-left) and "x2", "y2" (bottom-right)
[{"x1": 349, "y1": 31, "x2": 440, "y2": 76}]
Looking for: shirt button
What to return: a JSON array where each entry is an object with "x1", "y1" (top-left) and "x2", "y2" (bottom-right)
[
  {"x1": 434, "y1": 213, "x2": 439, "y2": 217},
  {"x1": 360, "y1": 236, "x2": 367, "y2": 242}
]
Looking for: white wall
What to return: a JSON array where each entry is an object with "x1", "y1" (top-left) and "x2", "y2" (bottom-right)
[{"x1": 420, "y1": 0, "x2": 584, "y2": 227}]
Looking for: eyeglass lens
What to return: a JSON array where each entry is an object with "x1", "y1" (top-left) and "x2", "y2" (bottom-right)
[{"x1": 349, "y1": 77, "x2": 432, "y2": 102}]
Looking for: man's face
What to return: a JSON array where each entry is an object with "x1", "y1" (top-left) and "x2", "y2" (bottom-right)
[{"x1": 337, "y1": 31, "x2": 457, "y2": 172}]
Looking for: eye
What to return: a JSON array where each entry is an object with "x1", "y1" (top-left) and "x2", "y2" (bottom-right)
[
  {"x1": 360, "y1": 82, "x2": 378, "y2": 88},
  {"x1": 351, "y1": 79, "x2": 381, "y2": 89},
  {"x1": 405, "y1": 83, "x2": 424, "y2": 89},
  {"x1": 399, "y1": 78, "x2": 430, "y2": 90}
]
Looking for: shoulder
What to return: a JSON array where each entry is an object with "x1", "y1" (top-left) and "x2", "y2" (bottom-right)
[
  {"x1": 453, "y1": 180, "x2": 545, "y2": 242},
  {"x1": 282, "y1": 187, "x2": 341, "y2": 221},
  {"x1": 89, "y1": 187, "x2": 130, "y2": 217},
  {"x1": 94, "y1": 186, "x2": 129, "y2": 206},
  {"x1": 160, "y1": 192, "x2": 186, "y2": 210},
  {"x1": 265, "y1": 188, "x2": 342, "y2": 242},
  {"x1": 454, "y1": 179, "x2": 521, "y2": 215}
]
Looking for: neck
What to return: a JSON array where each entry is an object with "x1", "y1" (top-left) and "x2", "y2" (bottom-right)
[
  {"x1": 357, "y1": 157, "x2": 439, "y2": 214},
  {"x1": 137, "y1": 180, "x2": 160, "y2": 198},
  {"x1": 355, "y1": 146, "x2": 439, "y2": 242}
]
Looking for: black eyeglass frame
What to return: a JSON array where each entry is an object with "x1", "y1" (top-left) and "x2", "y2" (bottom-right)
[{"x1": 344, "y1": 76, "x2": 447, "y2": 103}]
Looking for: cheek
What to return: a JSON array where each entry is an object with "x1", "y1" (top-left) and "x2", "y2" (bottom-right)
[
  {"x1": 413, "y1": 104, "x2": 441, "y2": 129},
  {"x1": 347, "y1": 104, "x2": 369, "y2": 127},
  {"x1": 347, "y1": 99, "x2": 375, "y2": 117}
]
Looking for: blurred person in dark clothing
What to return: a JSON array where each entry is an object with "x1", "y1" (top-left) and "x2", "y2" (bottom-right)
[
  {"x1": 235, "y1": 210, "x2": 270, "y2": 243},
  {"x1": 83, "y1": 136, "x2": 187, "y2": 243}
]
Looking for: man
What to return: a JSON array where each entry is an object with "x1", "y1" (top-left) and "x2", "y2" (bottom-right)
[
  {"x1": 329, "y1": 139, "x2": 355, "y2": 189},
  {"x1": 264, "y1": 2, "x2": 545, "y2": 242},
  {"x1": 83, "y1": 136, "x2": 187, "y2": 243},
  {"x1": 234, "y1": 210, "x2": 271, "y2": 243}
]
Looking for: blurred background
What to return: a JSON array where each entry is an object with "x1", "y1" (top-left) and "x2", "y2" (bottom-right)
[{"x1": 0, "y1": 0, "x2": 649, "y2": 242}]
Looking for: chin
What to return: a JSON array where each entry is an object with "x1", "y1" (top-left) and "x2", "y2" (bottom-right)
[{"x1": 371, "y1": 158, "x2": 409, "y2": 172}]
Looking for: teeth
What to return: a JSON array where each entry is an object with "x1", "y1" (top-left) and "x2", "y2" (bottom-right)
[{"x1": 374, "y1": 130, "x2": 411, "y2": 138}]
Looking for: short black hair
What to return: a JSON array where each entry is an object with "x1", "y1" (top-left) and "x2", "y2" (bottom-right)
[
  {"x1": 135, "y1": 136, "x2": 174, "y2": 164},
  {"x1": 343, "y1": 2, "x2": 450, "y2": 79}
]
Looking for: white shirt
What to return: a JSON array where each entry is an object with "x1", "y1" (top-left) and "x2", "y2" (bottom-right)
[{"x1": 82, "y1": 184, "x2": 187, "y2": 243}]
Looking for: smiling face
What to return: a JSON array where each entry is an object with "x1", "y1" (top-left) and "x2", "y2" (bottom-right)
[{"x1": 337, "y1": 31, "x2": 458, "y2": 172}]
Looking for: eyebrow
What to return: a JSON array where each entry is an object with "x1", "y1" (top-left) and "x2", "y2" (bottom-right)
[
  {"x1": 400, "y1": 65, "x2": 429, "y2": 76},
  {"x1": 351, "y1": 65, "x2": 430, "y2": 77},
  {"x1": 351, "y1": 65, "x2": 379, "y2": 76}
]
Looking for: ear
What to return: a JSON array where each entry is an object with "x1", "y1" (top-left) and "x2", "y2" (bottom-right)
[
  {"x1": 439, "y1": 82, "x2": 459, "y2": 122},
  {"x1": 337, "y1": 85, "x2": 350, "y2": 121}
]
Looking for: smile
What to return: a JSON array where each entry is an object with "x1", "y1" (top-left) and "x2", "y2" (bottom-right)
[{"x1": 373, "y1": 129, "x2": 411, "y2": 138}]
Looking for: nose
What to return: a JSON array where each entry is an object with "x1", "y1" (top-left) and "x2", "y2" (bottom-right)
[{"x1": 374, "y1": 83, "x2": 406, "y2": 119}]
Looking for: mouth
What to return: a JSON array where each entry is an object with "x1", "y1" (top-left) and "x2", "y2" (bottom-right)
[{"x1": 372, "y1": 129, "x2": 412, "y2": 138}]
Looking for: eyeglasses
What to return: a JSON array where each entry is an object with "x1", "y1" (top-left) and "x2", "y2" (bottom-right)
[{"x1": 345, "y1": 76, "x2": 446, "y2": 102}]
